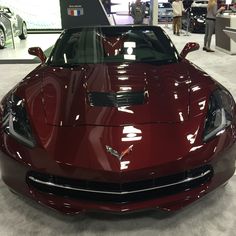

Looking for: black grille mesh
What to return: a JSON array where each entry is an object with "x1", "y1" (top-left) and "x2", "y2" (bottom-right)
[
  {"x1": 87, "y1": 91, "x2": 146, "y2": 107},
  {"x1": 27, "y1": 165, "x2": 213, "y2": 204}
]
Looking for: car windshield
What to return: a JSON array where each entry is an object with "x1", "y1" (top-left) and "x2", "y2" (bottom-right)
[
  {"x1": 158, "y1": 3, "x2": 172, "y2": 8},
  {"x1": 48, "y1": 26, "x2": 178, "y2": 66},
  {"x1": 0, "y1": 7, "x2": 10, "y2": 13},
  {"x1": 191, "y1": 7, "x2": 207, "y2": 15}
]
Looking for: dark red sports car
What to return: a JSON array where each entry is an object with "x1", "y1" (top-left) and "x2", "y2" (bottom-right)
[{"x1": 0, "y1": 26, "x2": 235, "y2": 214}]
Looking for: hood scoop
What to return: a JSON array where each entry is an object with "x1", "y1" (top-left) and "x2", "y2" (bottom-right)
[
  {"x1": 41, "y1": 63, "x2": 191, "y2": 126},
  {"x1": 87, "y1": 91, "x2": 147, "y2": 107}
]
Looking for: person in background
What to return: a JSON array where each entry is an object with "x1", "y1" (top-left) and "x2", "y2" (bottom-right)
[
  {"x1": 203, "y1": 0, "x2": 225, "y2": 52},
  {"x1": 131, "y1": 0, "x2": 146, "y2": 24},
  {"x1": 172, "y1": 0, "x2": 185, "y2": 35}
]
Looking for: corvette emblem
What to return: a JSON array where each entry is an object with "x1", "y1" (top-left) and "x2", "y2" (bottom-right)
[{"x1": 105, "y1": 145, "x2": 133, "y2": 161}]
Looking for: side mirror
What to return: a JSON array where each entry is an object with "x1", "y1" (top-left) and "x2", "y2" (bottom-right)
[
  {"x1": 180, "y1": 42, "x2": 199, "y2": 58},
  {"x1": 28, "y1": 47, "x2": 47, "y2": 63}
]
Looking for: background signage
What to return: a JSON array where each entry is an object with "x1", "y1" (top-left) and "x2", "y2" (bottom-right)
[{"x1": 59, "y1": 0, "x2": 110, "y2": 29}]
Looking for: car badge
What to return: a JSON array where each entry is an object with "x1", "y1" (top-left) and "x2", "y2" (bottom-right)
[{"x1": 105, "y1": 145, "x2": 133, "y2": 161}]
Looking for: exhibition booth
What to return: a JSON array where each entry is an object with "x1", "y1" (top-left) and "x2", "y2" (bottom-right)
[
  {"x1": 0, "y1": 1, "x2": 236, "y2": 235},
  {"x1": 216, "y1": 14, "x2": 236, "y2": 54},
  {"x1": 0, "y1": 0, "x2": 162, "y2": 63},
  {"x1": 1, "y1": 0, "x2": 236, "y2": 64},
  {"x1": 0, "y1": 0, "x2": 114, "y2": 62}
]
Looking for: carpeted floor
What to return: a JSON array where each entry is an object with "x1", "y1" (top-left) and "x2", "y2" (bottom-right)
[{"x1": 0, "y1": 27, "x2": 235, "y2": 235}]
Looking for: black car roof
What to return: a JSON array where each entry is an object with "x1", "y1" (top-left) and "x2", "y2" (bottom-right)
[{"x1": 64, "y1": 25, "x2": 162, "y2": 33}]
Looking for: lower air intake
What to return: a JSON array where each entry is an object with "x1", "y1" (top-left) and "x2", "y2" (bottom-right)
[
  {"x1": 87, "y1": 91, "x2": 147, "y2": 107},
  {"x1": 27, "y1": 165, "x2": 213, "y2": 204}
]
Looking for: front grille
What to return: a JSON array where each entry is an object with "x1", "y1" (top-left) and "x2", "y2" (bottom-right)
[
  {"x1": 87, "y1": 91, "x2": 146, "y2": 107},
  {"x1": 27, "y1": 165, "x2": 213, "y2": 204}
]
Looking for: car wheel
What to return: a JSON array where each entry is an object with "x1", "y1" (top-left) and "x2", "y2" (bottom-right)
[
  {"x1": 19, "y1": 22, "x2": 27, "y2": 40},
  {"x1": 0, "y1": 28, "x2": 6, "y2": 49}
]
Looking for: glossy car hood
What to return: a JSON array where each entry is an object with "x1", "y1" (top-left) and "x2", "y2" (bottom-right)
[
  {"x1": 9, "y1": 63, "x2": 214, "y2": 174},
  {"x1": 41, "y1": 63, "x2": 192, "y2": 126},
  {"x1": 29, "y1": 119, "x2": 210, "y2": 175}
]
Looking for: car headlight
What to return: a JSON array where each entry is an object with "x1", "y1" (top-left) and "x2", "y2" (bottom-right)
[
  {"x1": 1, "y1": 94, "x2": 36, "y2": 148},
  {"x1": 203, "y1": 89, "x2": 234, "y2": 142}
]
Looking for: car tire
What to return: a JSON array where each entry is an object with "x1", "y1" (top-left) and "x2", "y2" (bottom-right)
[
  {"x1": 19, "y1": 22, "x2": 27, "y2": 40},
  {"x1": 0, "y1": 28, "x2": 6, "y2": 49}
]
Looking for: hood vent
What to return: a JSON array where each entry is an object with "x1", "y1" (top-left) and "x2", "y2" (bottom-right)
[{"x1": 87, "y1": 91, "x2": 147, "y2": 107}]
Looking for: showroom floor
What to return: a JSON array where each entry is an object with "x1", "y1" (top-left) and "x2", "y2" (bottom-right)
[
  {"x1": 0, "y1": 23, "x2": 236, "y2": 235},
  {"x1": 0, "y1": 33, "x2": 59, "y2": 63}
]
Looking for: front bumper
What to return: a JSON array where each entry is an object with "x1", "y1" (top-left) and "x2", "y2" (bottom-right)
[
  {"x1": 0, "y1": 138, "x2": 235, "y2": 214},
  {"x1": 26, "y1": 165, "x2": 213, "y2": 204}
]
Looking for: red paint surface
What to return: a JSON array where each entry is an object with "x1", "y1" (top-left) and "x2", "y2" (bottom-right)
[{"x1": 0, "y1": 39, "x2": 236, "y2": 214}]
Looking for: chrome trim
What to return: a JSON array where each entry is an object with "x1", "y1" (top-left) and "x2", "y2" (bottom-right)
[
  {"x1": 106, "y1": 144, "x2": 133, "y2": 161},
  {"x1": 28, "y1": 169, "x2": 212, "y2": 195}
]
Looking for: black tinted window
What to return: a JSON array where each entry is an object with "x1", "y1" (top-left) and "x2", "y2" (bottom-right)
[
  {"x1": 158, "y1": 3, "x2": 172, "y2": 8},
  {"x1": 191, "y1": 7, "x2": 207, "y2": 15}
]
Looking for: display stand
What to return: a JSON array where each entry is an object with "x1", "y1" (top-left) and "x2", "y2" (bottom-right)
[
  {"x1": 223, "y1": 27, "x2": 236, "y2": 43},
  {"x1": 216, "y1": 15, "x2": 236, "y2": 54}
]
